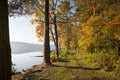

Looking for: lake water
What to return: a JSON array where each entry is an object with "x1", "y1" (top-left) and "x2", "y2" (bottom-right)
[
  {"x1": 11, "y1": 42, "x2": 54, "y2": 72},
  {"x1": 12, "y1": 52, "x2": 43, "y2": 72},
  {"x1": 9, "y1": 16, "x2": 54, "y2": 72}
]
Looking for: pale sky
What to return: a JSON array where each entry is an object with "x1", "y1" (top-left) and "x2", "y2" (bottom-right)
[{"x1": 9, "y1": 16, "x2": 39, "y2": 43}]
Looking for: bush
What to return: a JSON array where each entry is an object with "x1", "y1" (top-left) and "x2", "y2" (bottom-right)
[
  {"x1": 115, "y1": 57, "x2": 120, "y2": 71},
  {"x1": 50, "y1": 50, "x2": 71, "y2": 63},
  {"x1": 50, "y1": 51, "x2": 57, "y2": 62},
  {"x1": 11, "y1": 64, "x2": 17, "y2": 74},
  {"x1": 91, "y1": 52, "x2": 119, "y2": 71}
]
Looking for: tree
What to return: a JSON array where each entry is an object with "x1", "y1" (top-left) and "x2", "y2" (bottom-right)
[
  {"x1": 0, "y1": 0, "x2": 11, "y2": 80},
  {"x1": 49, "y1": 0, "x2": 59, "y2": 59},
  {"x1": 8, "y1": 0, "x2": 36, "y2": 16},
  {"x1": 9, "y1": 0, "x2": 51, "y2": 64},
  {"x1": 74, "y1": 0, "x2": 120, "y2": 54},
  {"x1": 30, "y1": 0, "x2": 62, "y2": 59},
  {"x1": 43, "y1": 0, "x2": 50, "y2": 64},
  {"x1": 57, "y1": 0, "x2": 73, "y2": 52}
]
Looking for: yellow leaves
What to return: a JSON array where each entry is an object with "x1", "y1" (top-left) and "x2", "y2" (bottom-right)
[
  {"x1": 87, "y1": 16, "x2": 104, "y2": 27},
  {"x1": 56, "y1": 4, "x2": 61, "y2": 9},
  {"x1": 78, "y1": 25, "x2": 94, "y2": 46},
  {"x1": 50, "y1": 0, "x2": 54, "y2": 4},
  {"x1": 104, "y1": 15, "x2": 120, "y2": 35},
  {"x1": 34, "y1": 10, "x2": 41, "y2": 17},
  {"x1": 78, "y1": 15, "x2": 105, "y2": 50},
  {"x1": 59, "y1": 35, "x2": 66, "y2": 48},
  {"x1": 57, "y1": 23, "x2": 65, "y2": 32},
  {"x1": 59, "y1": 1, "x2": 70, "y2": 14},
  {"x1": 36, "y1": 25, "x2": 40, "y2": 32},
  {"x1": 30, "y1": 10, "x2": 44, "y2": 26},
  {"x1": 34, "y1": 11, "x2": 39, "y2": 17},
  {"x1": 80, "y1": 18, "x2": 96, "y2": 38},
  {"x1": 29, "y1": 19, "x2": 35, "y2": 25},
  {"x1": 108, "y1": 8, "x2": 117, "y2": 16},
  {"x1": 29, "y1": 1, "x2": 45, "y2": 39},
  {"x1": 30, "y1": 19, "x2": 41, "y2": 25},
  {"x1": 49, "y1": 9, "x2": 54, "y2": 15},
  {"x1": 39, "y1": 1, "x2": 44, "y2": 6},
  {"x1": 82, "y1": 25, "x2": 94, "y2": 37},
  {"x1": 78, "y1": 36, "x2": 94, "y2": 50},
  {"x1": 34, "y1": 10, "x2": 44, "y2": 18}
]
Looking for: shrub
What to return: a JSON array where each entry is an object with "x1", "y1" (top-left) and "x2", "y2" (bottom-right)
[
  {"x1": 91, "y1": 52, "x2": 119, "y2": 71},
  {"x1": 11, "y1": 64, "x2": 17, "y2": 74}
]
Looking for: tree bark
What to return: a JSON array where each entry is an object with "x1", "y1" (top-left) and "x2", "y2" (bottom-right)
[
  {"x1": 50, "y1": 28, "x2": 56, "y2": 47},
  {"x1": 54, "y1": 15, "x2": 59, "y2": 59},
  {"x1": 43, "y1": 0, "x2": 50, "y2": 64},
  {"x1": 66, "y1": 15, "x2": 71, "y2": 53},
  {"x1": 0, "y1": 0, "x2": 11, "y2": 80},
  {"x1": 117, "y1": 40, "x2": 120, "y2": 56},
  {"x1": 118, "y1": 46, "x2": 120, "y2": 56}
]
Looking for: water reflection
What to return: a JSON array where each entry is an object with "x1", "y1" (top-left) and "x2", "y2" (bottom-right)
[
  {"x1": 12, "y1": 52, "x2": 43, "y2": 72},
  {"x1": 11, "y1": 42, "x2": 54, "y2": 72}
]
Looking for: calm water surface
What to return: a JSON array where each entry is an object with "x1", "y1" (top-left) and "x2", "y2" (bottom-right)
[
  {"x1": 12, "y1": 52, "x2": 43, "y2": 72},
  {"x1": 11, "y1": 42, "x2": 54, "y2": 72}
]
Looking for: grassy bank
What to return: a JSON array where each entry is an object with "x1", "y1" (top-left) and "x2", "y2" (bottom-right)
[{"x1": 12, "y1": 51, "x2": 120, "y2": 80}]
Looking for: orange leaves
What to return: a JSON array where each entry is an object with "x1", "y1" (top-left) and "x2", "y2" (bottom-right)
[
  {"x1": 36, "y1": 24, "x2": 44, "y2": 38},
  {"x1": 56, "y1": 4, "x2": 61, "y2": 9},
  {"x1": 30, "y1": 7, "x2": 45, "y2": 39},
  {"x1": 115, "y1": 35, "x2": 120, "y2": 40}
]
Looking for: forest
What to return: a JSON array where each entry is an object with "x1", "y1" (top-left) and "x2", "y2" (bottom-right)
[{"x1": 0, "y1": 0, "x2": 120, "y2": 80}]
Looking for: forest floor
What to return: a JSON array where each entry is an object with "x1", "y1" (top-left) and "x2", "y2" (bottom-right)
[{"x1": 12, "y1": 53, "x2": 120, "y2": 80}]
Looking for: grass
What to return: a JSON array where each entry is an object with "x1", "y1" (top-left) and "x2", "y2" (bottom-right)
[{"x1": 12, "y1": 51, "x2": 120, "y2": 80}]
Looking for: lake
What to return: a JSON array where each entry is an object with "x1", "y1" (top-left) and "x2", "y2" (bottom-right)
[
  {"x1": 12, "y1": 52, "x2": 43, "y2": 72},
  {"x1": 11, "y1": 42, "x2": 54, "y2": 72}
]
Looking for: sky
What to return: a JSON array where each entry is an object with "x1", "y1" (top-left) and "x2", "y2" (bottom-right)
[{"x1": 9, "y1": 16, "x2": 39, "y2": 43}]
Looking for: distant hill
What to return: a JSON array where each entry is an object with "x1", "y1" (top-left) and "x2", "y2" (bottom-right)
[
  {"x1": 11, "y1": 42, "x2": 54, "y2": 54},
  {"x1": 10, "y1": 42, "x2": 43, "y2": 54}
]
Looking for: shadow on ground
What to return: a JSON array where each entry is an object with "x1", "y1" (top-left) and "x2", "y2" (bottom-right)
[{"x1": 51, "y1": 64, "x2": 101, "y2": 71}]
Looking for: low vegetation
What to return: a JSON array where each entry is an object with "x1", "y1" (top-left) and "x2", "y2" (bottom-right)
[{"x1": 12, "y1": 50, "x2": 120, "y2": 80}]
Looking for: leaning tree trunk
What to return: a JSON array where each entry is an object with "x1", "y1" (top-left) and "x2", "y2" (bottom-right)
[
  {"x1": 50, "y1": 28, "x2": 56, "y2": 47},
  {"x1": 54, "y1": 15, "x2": 59, "y2": 59},
  {"x1": 43, "y1": 0, "x2": 50, "y2": 65},
  {"x1": 0, "y1": 0, "x2": 11, "y2": 80}
]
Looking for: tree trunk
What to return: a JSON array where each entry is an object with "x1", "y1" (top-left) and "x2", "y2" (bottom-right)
[
  {"x1": 0, "y1": 0, "x2": 11, "y2": 80},
  {"x1": 117, "y1": 40, "x2": 120, "y2": 56},
  {"x1": 50, "y1": 28, "x2": 56, "y2": 47},
  {"x1": 91, "y1": 0, "x2": 96, "y2": 16},
  {"x1": 54, "y1": 15, "x2": 59, "y2": 59},
  {"x1": 118, "y1": 46, "x2": 120, "y2": 56},
  {"x1": 43, "y1": 0, "x2": 50, "y2": 65},
  {"x1": 66, "y1": 15, "x2": 71, "y2": 53}
]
